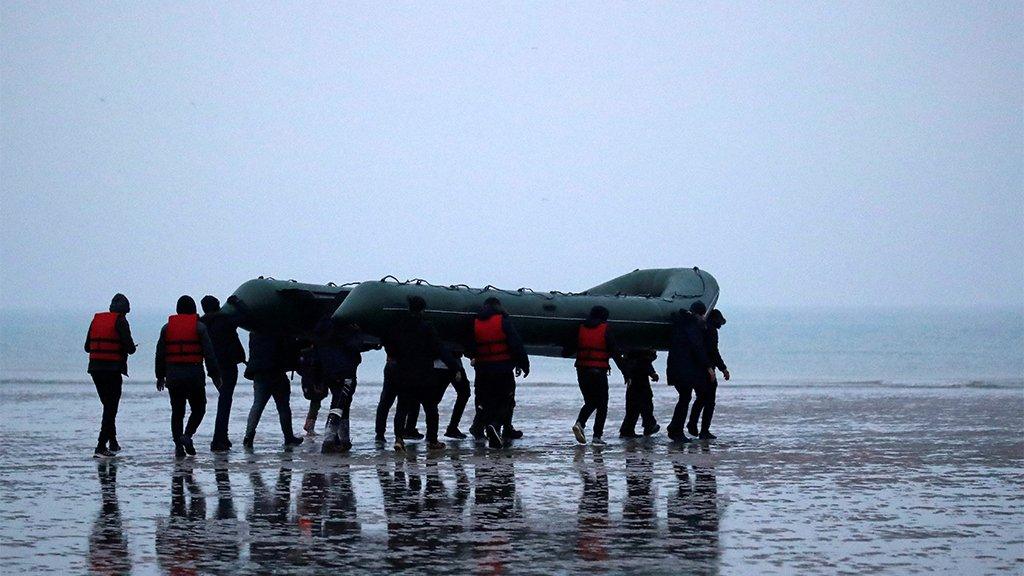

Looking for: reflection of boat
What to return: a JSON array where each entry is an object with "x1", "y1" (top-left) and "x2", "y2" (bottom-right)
[{"x1": 222, "y1": 268, "x2": 719, "y2": 355}]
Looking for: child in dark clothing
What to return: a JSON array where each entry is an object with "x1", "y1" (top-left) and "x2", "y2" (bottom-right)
[{"x1": 619, "y1": 349, "x2": 661, "y2": 438}]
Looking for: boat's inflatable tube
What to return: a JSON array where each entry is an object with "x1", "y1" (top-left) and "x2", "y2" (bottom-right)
[
  {"x1": 332, "y1": 268, "x2": 718, "y2": 354},
  {"x1": 219, "y1": 277, "x2": 356, "y2": 334}
]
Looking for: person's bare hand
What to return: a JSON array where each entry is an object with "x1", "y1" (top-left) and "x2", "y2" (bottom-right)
[
  {"x1": 156, "y1": 378, "x2": 165, "y2": 392},
  {"x1": 723, "y1": 369, "x2": 730, "y2": 381},
  {"x1": 651, "y1": 373, "x2": 660, "y2": 382}
]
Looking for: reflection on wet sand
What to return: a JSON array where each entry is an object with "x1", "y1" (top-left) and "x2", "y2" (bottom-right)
[
  {"x1": 88, "y1": 461, "x2": 131, "y2": 576},
  {"x1": 139, "y1": 446, "x2": 722, "y2": 574}
]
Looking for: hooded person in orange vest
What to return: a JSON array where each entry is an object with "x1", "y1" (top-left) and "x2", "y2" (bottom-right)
[
  {"x1": 466, "y1": 297, "x2": 530, "y2": 449},
  {"x1": 155, "y1": 295, "x2": 221, "y2": 459},
  {"x1": 563, "y1": 306, "x2": 625, "y2": 445},
  {"x1": 85, "y1": 293, "x2": 137, "y2": 458}
]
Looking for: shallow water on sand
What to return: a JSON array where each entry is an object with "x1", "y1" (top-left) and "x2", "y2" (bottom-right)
[{"x1": 0, "y1": 382, "x2": 1021, "y2": 575}]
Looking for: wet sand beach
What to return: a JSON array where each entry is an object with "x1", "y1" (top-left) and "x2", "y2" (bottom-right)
[{"x1": 0, "y1": 381, "x2": 1021, "y2": 575}]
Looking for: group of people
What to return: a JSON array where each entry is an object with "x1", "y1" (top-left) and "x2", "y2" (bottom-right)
[{"x1": 84, "y1": 292, "x2": 728, "y2": 459}]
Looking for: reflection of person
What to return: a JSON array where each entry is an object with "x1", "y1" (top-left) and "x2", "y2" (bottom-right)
[
  {"x1": 88, "y1": 461, "x2": 131, "y2": 575},
  {"x1": 155, "y1": 464, "x2": 208, "y2": 575},
  {"x1": 207, "y1": 459, "x2": 242, "y2": 566},
  {"x1": 667, "y1": 445, "x2": 721, "y2": 576},
  {"x1": 574, "y1": 449, "x2": 609, "y2": 562},
  {"x1": 248, "y1": 466, "x2": 297, "y2": 568},
  {"x1": 622, "y1": 449, "x2": 657, "y2": 531},
  {"x1": 471, "y1": 457, "x2": 522, "y2": 573}
]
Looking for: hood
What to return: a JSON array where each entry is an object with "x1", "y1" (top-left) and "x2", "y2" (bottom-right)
[
  {"x1": 176, "y1": 295, "x2": 198, "y2": 315},
  {"x1": 477, "y1": 306, "x2": 500, "y2": 320},
  {"x1": 109, "y1": 293, "x2": 130, "y2": 314},
  {"x1": 707, "y1": 309, "x2": 726, "y2": 328},
  {"x1": 583, "y1": 317, "x2": 605, "y2": 328},
  {"x1": 201, "y1": 295, "x2": 221, "y2": 314}
]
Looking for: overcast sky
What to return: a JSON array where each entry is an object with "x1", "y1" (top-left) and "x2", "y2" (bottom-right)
[{"x1": 2, "y1": 2, "x2": 1021, "y2": 311}]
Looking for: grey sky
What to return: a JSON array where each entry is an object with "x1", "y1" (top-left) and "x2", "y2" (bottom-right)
[{"x1": 2, "y1": 2, "x2": 1021, "y2": 310}]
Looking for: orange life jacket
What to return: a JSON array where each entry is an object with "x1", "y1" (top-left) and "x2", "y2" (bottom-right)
[
  {"x1": 165, "y1": 314, "x2": 203, "y2": 364},
  {"x1": 88, "y1": 312, "x2": 123, "y2": 362},
  {"x1": 474, "y1": 315, "x2": 512, "y2": 363},
  {"x1": 576, "y1": 322, "x2": 610, "y2": 370}
]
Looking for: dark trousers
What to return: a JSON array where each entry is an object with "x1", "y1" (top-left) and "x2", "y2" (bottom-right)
[
  {"x1": 576, "y1": 368, "x2": 609, "y2": 438},
  {"x1": 667, "y1": 380, "x2": 695, "y2": 436},
  {"x1": 436, "y1": 368, "x2": 470, "y2": 431},
  {"x1": 211, "y1": 366, "x2": 238, "y2": 445},
  {"x1": 167, "y1": 376, "x2": 207, "y2": 445},
  {"x1": 688, "y1": 379, "x2": 718, "y2": 433},
  {"x1": 620, "y1": 378, "x2": 657, "y2": 434},
  {"x1": 91, "y1": 371, "x2": 123, "y2": 445},
  {"x1": 394, "y1": 370, "x2": 436, "y2": 441},
  {"x1": 473, "y1": 365, "x2": 516, "y2": 431},
  {"x1": 375, "y1": 362, "x2": 418, "y2": 437},
  {"x1": 328, "y1": 375, "x2": 358, "y2": 415},
  {"x1": 245, "y1": 372, "x2": 295, "y2": 441}
]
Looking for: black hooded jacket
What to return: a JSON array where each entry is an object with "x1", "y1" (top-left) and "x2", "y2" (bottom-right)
[
  {"x1": 199, "y1": 312, "x2": 246, "y2": 368},
  {"x1": 85, "y1": 294, "x2": 137, "y2": 376},
  {"x1": 666, "y1": 311, "x2": 711, "y2": 384},
  {"x1": 464, "y1": 307, "x2": 530, "y2": 373},
  {"x1": 314, "y1": 322, "x2": 377, "y2": 380},
  {"x1": 382, "y1": 312, "x2": 458, "y2": 379}
]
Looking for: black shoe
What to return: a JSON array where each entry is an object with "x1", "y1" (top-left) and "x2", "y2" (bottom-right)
[
  {"x1": 469, "y1": 426, "x2": 484, "y2": 440},
  {"x1": 374, "y1": 435, "x2": 387, "y2": 448},
  {"x1": 503, "y1": 428, "x2": 523, "y2": 440},
  {"x1": 698, "y1": 431, "x2": 717, "y2": 440},
  {"x1": 175, "y1": 444, "x2": 186, "y2": 459},
  {"x1": 484, "y1": 425, "x2": 503, "y2": 449},
  {"x1": 242, "y1": 435, "x2": 254, "y2": 450},
  {"x1": 445, "y1": 427, "x2": 467, "y2": 439},
  {"x1": 284, "y1": 436, "x2": 304, "y2": 447},
  {"x1": 667, "y1": 429, "x2": 690, "y2": 443},
  {"x1": 107, "y1": 439, "x2": 121, "y2": 453},
  {"x1": 226, "y1": 438, "x2": 233, "y2": 448},
  {"x1": 402, "y1": 429, "x2": 424, "y2": 440},
  {"x1": 94, "y1": 446, "x2": 114, "y2": 459},
  {"x1": 643, "y1": 424, "x2": 661, "y2": 437},
  {"x1": 210, "y1": 441, "x2": 230, "y2": 452},
  {"x1": 687, "y1": 424, "x2": 699, "y2": 437},
  {"x1": 619, "y1": 431, "x2": 641, "y2": 439},
  {"x1": 182, "y1": 435, "x2": 197, "y2": 456}
]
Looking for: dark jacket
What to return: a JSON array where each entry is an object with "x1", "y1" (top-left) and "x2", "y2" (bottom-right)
[
  {"x1": 561, "y1": 317, "x2": 625, "y2": 373},
  {"x1": 155, "y1": 320, "x2": 220, "y2": 382},
  {"x1": 315, "y1": 324, "x2": 376, "y2": 380},
  {"x1": 245, "y1": 331, "x2": 299, "y2": 380},
  {"x1": 199, "y1": 312, "x2": 246, "y2": 369},
  {"x1": 464, "y1": 308, "x2": 530, "y2": 373},
  {"x1": 85, "y1": 294, "x2": 137, "y2": 376},
  {"x1": 622, "y1": 349, "x2": 658, "y2": 383},
  {"x1": 666, "y1": 311, "x2": 711, "y2": 384},
  {"x1": 705, "y1": 324, "x2": 727, "y2": 373},
  {"x1": 382, "y1": 313, "x2": 458, "y2": 378}
]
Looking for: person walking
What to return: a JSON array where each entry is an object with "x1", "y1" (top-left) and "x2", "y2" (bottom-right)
[
  {"x1": 688, "y1": 309, "x2": 729, "y2": 439},
  {"x1": 242, "y1": 329, "x2": 304, "y2": 450},
  {"x1": 84, "y1": 293, "x2": 137, "y2": 458},
  {"x1": 618, "y1": 349, "x2": 660, "y2": 438},
  {"x1": 665, "y1": 301, "x2": 713, "y2": 442},
  {"x1": 564, "y1": 306, "x2": 625, "y2": 445},
  {"x1": 155, "y1": 296, "x2": 221, "y2": 458},
  {"x1": 466, "y1": 297, "x2": 529, "y2": 449},
  {"x1": 199, "y1": 295, "x2": 246, "y2": 452}
]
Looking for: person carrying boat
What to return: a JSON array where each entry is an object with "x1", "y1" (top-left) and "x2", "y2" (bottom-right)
[
  {"x1": 242, "y1": 329, "x2": 305, "y2": 450},
  {"x1": 85, "y1": 293, "x2": 137, "y2": 458},
  {"x1": 373, "y1": 356, "x2": 421, "y2": 445},
  {"x1": 665, "y1": 301, "x2": 713, "y2": 442},
  {"x1": 199, "y1": 295, "x2": 247, "y2": 452},
  {"x1": 466, "y1": 297, "x2": 530, "y2": 449},
  {"x1": 618, "y1": 349, "x2": 661, "y2": 438},
  {"x1": 309, "y1": 317, "x2": 376, "y2": 453},
  {"x1": 155, "y1": 295, "x2": 221, "y2": 459},
  {"x1": 688, "y1": 308, "x2": 729, "y2": 439},
  {"x1": 564, "y1": 306, "x2": 625, "y2": 445},
  {"x1": 435, "y1": 348, "x2": 470, "y2": 439},
  {"x1": 381, "y1": 296, "x2": 460, "y2": 452}
]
